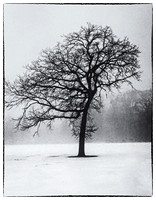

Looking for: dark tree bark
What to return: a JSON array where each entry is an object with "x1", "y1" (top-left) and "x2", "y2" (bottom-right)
[
  {"x1": 78, "y1": 93, "x2": 94, "y2": 157},
  {"x1": 78, "y1": 109, "x2": 87, "y2": 157}
]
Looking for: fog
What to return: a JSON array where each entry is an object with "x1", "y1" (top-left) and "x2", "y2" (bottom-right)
[
  {"x1": 5, "y1": 89, "x2": 152, "y2": 144},
  {"x1": 4, "y1": 4, "x2": 152, "y2": 144}
]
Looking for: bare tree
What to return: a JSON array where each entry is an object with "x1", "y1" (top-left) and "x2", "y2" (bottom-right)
[{"x1": 5, "y1": 23, "x2": 141, "y2": 157}]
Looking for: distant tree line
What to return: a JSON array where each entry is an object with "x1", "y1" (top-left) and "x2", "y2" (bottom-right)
[
  {"x1": 94, "y1": 89, "x2": 152, "y2": 142},
  {"x1": 5, "y1": 89, "x2": 152, "y2": 144}
]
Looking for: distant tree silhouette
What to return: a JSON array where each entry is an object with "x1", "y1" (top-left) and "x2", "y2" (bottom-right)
[
  {"x1": 6, "y1": 23, "x2": 141, "y2": 156},
  {"x1": 108, "y1": 90, "x2": 152, "y2": 142}
]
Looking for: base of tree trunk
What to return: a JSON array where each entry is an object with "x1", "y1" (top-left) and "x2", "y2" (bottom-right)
[
  {"x1": 68, "y1": 155, "x2": 98, "y2": 158},
  {"x1": 77, "y1": 154, "x2": 86, "y2": 157}
]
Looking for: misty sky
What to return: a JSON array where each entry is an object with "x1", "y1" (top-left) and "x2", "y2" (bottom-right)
[
  {"x1": 4, "y1": 4, "x2": 152, "y2": 89},
  {"x1": 4, "y1": 4, "x2": 152, "y2": 143}
]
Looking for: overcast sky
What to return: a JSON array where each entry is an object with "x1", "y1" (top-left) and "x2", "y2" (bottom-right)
[
  {"x1": 4, "y1": 4, "x2": 152, "y2": 143},
  {"x1": 4, "y1": 4, "x2": 152, "y2": 90}
]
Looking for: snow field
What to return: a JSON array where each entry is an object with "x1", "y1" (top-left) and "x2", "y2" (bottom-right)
[{"x1": 4, "y1": 143, "x2": 152, "y2": 196}]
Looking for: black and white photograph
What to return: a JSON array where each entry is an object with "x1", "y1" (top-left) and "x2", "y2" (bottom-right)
[{"x1": 4, "y1": 3, "x2": 152, "y2": 197}]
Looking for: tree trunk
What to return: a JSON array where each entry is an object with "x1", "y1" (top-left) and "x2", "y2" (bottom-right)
[
  {"x1": 78, "y1": 95, "x2": 93, "y2": 157},
  {"x1": 78, "y1": 108, "x2": 88, "y2": 157}
]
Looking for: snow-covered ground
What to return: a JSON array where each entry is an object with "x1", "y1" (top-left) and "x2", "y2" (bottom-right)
[{"x1": 4, "y1": 143, "x2": 152, "y2": 196}]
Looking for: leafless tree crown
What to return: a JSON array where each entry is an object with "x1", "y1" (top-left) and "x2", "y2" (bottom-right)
[{"x1": 6, "y1": 23, "x2": 141, "y2": 137}]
